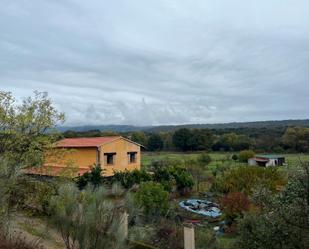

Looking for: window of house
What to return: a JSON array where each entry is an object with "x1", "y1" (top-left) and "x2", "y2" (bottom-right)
[
  {"x1": 128, "y1": 152, "x2": 137, "y2": 164},
  {"x1": 104, "y1": 153, "x2": 116, "y2": 165}
]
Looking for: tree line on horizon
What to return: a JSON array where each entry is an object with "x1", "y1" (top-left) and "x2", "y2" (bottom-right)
[
  {"x1": 58, "y1": 119, "x2": 309, "y2": 133},
  {"x1": 62, "y1": 126, "x2": 309, "y2": 153}
]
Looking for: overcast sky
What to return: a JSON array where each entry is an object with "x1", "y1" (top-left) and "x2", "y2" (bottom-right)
[{"x1": 1, "y1": 0, "x2": 309, "y2": 126}]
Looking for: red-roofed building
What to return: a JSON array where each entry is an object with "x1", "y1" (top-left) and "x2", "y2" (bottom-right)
[
  {"x1": 26, "y1": 136, "x2": 142, "y2": 177},
  {"x1": 55, "y1": 136, "x2": 121, "y2": 148},
  {"x1": 248, "y1": 154, "x2": 285, "y2": 167}
]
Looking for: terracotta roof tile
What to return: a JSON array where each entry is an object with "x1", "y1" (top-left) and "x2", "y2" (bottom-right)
[
  {"x1": 56, "y1": 136, "x2": 120, "y2": 148},
  {"x1": 24, "y1": 165, "x2": 90, "y2": 177}
]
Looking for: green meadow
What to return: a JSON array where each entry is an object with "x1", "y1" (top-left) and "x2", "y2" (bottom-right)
[{"x1": 142, "y1": 151, "x2": 309, "y2": 169}]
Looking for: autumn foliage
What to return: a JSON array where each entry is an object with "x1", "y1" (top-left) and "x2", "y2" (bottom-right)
[{"x1": 220, "y1": 192, "x2": 250, "y2": 220}]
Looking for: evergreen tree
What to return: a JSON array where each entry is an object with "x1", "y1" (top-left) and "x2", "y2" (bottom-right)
[{"x1": 147, "y1": 134, "x2": 163, "y2": 151}]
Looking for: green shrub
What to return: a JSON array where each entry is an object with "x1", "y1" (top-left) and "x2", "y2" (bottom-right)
[
  {"x1": 170, "y1": 166, "x2": 194, "y2": 193},
  {"x1": 150, "y1": 158, "x2": 184, "y2": 170},
  {"x1": 186, "y1": 159, "x2": 209, "y2": 192},
  {"x1": 152, "y1": 165, "x2": 173, "y2": 191},
  {"x1": 134, "y1": 182, "x2": 169, "y2": 217},
  {"x1": 154, "y1": 219, "x2": 184, "y2": 249},
  {"x1": 238, "y1": 150, "x2": 255, "y2": 162},
  {"x1": 212, "y1": 166, "x2": 286, "y2": 195},
  {"x1": 232, "y1": 154, "x2": 238, "y2": 161},
  {"x1": 128, "y1": 226, "x2": 156, "y2": 248},
  {"x1": 128, "y1": 240, "x2": 159, "y2": 249},
  {"x1": 10, "y1": 176, "x2": 57, "y2": 215},
  {"x1": 151, "y1": 159, "x2": 194, "y2": 194},
  {"x1": 236, "y1": 162, "x2": 309, "y2": 249},
  {"x1": 113, "y1": 169, "x2": 152, "y2": 189},
  {"x1": 197, "y1": 153, "x2": 212, "y2": 167},
  {"x1": 195, "y1": 227, "x2": 218, "y2": 249},
  {"x1": 211, "y1": 161, "x2": 232, "y2": 177},
  {"x1": 50, "y1": 184, "x2": 126, "y2": 249},
  {"x1": 76, "y1": 164, "x2": 103, "y2": 189}
]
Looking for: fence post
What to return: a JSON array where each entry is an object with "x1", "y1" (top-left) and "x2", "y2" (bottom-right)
[{"x1": 184, "y1": 225, "x2": 195, "y2": 249}]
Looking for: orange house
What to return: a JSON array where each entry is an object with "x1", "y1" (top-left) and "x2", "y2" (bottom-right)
[{"x1": 27, "y1": 136, "x2": 142, "y2": 177}]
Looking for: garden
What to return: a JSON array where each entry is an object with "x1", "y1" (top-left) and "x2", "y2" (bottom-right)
[
  {"x1": 0, "y1": 91, "x2": 308, "y2": 249},
  {"x1": 3, "y1": 151, "x2": 309, "y2": 249}
]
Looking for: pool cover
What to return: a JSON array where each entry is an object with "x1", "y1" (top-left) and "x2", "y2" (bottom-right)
[{"x1": 179, "y1": 199, "x2": 221, "y2": 218}]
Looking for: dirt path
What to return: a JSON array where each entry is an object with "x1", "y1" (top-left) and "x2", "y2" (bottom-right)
[{"x1": 11, "y1": 213, "x2": 66, "y2": 249}]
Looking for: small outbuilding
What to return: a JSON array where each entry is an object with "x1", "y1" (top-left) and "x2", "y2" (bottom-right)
[{"x1": 248, "y1": 155, "x2": 285, "y2": 167}]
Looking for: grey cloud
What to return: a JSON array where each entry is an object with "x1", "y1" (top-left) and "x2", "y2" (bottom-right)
[{"x1": 0, "y1": 0, "x2": 309, "y2": 125}]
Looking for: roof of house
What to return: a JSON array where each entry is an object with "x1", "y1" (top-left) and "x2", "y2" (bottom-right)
[
  {"x1": 255, "y1": 154, "x2": 285, "y2": 159},
  {"x1": 253, "y1": 158, "x2": 269, "y2": 162},
  {"x1": 56, "y1": 136, "x2": 121, "y2": 148},
  {"x1": 24, "y1": 164, "x2": 90, "y2": 177}
]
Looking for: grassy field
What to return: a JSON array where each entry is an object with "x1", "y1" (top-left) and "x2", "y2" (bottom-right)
[{"x1": 142, "y1": 151, "x2": 309, "y2": 169}]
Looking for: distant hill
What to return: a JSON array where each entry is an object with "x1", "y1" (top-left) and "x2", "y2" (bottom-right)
[
  {"x1": 146, "y1": 119, "x2": 309, "y2": 132},
  {"x1": 58, "y1": 119, "x2": 309, "y2": 133},
  {"x1": 57, "y1": 125, "x2": 148, "y2": 133}
]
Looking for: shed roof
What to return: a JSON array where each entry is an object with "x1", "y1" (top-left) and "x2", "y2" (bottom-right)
[
  {"x1": 255, "y1": 154, "x2": 285, "y2": 159},
  {"x1": 56, "y1": 136, "x2": 121, "y2": 148},
  {"x1": 253, "y1": 158, "x2": 269, "y2": 162}
]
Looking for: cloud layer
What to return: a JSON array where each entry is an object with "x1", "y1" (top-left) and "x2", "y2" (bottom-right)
[{"x1": 1, "y1": 0, "x2": 309, "y2": 126}]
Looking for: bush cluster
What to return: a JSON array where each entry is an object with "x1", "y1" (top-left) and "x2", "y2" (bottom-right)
[
  {"x1": 113, "y1": 169, "x2": 152, "y2": 189},
  {"x1": 10, "y1": 176, "x2": 57, "y2": 215},
  {"x1": 111, "y1": 159, "x2": 194, "y2": 195},
  {"x1": 49, "y1": 184, "x2": 126, "y2": 249},
  {"x1": 219, "y1": 192, "x2": 250, "y2": 221},
  {"x1": 236, "y1": 162, "x2": 309, "y2": 249},
  {"x1": 238, "y1": 150, "x2": 255, "y2": 162},
  {"x1": 134, "y1": 182, "x2": 169, "y2": 217},
  {"x1": 151, "y1": 159, "x2": 194, "y2": 193},
  {"x1": 212, "y1": 166, "x2": 286, "y2": 195},
  {"x1": 75, "y1": 164, "x2": 104, "y2": 189}
]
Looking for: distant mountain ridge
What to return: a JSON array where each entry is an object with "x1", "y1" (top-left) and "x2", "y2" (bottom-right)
[
  {"x1": 57, "y1": 125, "x2": 148, "y2": 133},
  {"x1": 58, "y1": 119, "x2": 309, "y2": 133}
]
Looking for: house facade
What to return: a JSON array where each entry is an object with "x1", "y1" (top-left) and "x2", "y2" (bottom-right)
[
  {"x1": 248, "y1": 155, "x2": 285, "y2": 167},
  {"x1": 27, "y1": 136, "x2": 142, "y2": 177}
]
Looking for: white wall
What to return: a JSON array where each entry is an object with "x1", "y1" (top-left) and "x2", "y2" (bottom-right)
[
  {"x1": 266, "y1": 159, "x2": 277, "y2": 167},
  {"x1": 248, "y1": 158, "x2": 257, "y2": 166}
]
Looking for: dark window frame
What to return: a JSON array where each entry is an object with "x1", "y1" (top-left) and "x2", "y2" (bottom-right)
[
  {"x1": 104, "y1": 153, "x2": 116, "y2": 165},
  {"x1": 127, "y1": 152, "x2": 137, "y2": 164}
]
